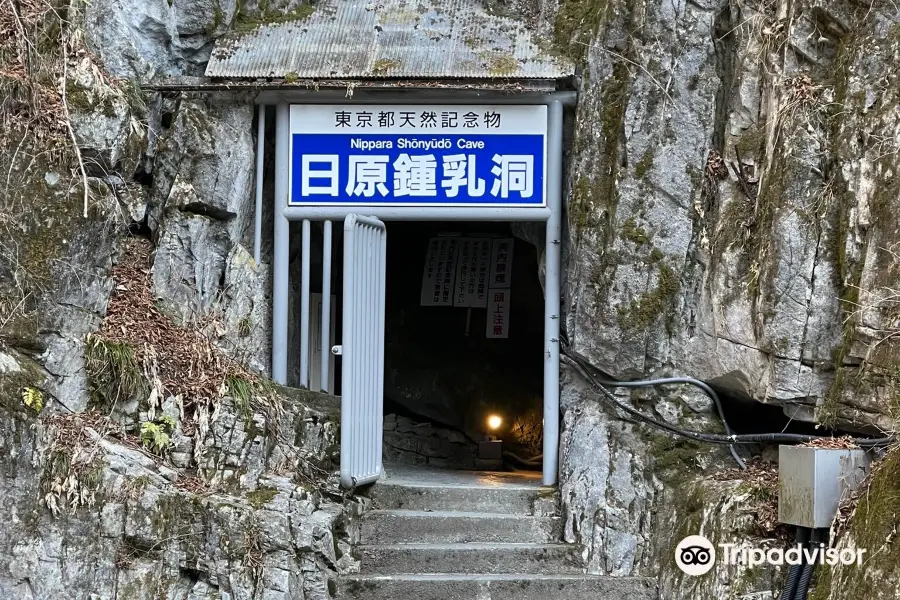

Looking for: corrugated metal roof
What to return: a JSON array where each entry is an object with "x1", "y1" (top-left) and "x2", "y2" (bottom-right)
[{"x1": 205, "y1": 0, "x2": 574, "y2": 80}]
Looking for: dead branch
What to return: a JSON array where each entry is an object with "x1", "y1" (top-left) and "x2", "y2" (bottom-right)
[{"x1": 60, "y1": 36, "x2": 89, "y2": 218}]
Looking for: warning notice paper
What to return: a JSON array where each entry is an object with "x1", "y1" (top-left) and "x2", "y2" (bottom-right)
[
  {"x1": 453, "y1": 238, "x2": 492, "y2": 308},
  {"x1": 420, "y1": 237, "x2": 459, "y2": 306}
]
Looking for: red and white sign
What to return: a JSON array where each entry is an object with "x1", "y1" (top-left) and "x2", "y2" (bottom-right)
[
  {"x1": 488, "y1": 238, "x2": 514, "y2": 288},
  {"x1": 486, "y1": 288, "x2": 511, "y2": 339}
]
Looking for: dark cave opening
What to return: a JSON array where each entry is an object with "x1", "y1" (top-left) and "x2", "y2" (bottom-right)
[
  {"x1": 716, "y1": 392, "x2": 824, "y2": 436},
  {"x1": 381, "y1": 221, "x2": 546, "y2": 467},
  {"x1": 285, "y1": 220, "x2": 547, "y2": 470}
]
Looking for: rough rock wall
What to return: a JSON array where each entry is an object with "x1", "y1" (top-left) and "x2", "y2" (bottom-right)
[
  {"x1": 561, "y1": 0, "x2": 900, "y2": 431},
  {"x1": 3, "y1": 0, "x2": 899, "y2": 599},
  {"x1": 0, "y1": 2, "x2": 359, "y2": 599},
  {"x1": 554, "y1": 0, "x2": 899, "y2": 597},
  {"x1": 811, "y1": 448, "x2": 899, "y2": 600},
  {"x1": 0, "y1": 367, "x2": 361, "y2": 600}
]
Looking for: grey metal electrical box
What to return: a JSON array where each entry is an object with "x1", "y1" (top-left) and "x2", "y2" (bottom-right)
[{"x1": 778, "y1": 446, "x2": 871, "y2": 529}]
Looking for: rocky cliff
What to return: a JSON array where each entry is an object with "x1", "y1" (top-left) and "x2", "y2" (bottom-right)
[
  {"x1": 2, "y1": 0, "x2": 899, "y2": 598},
  {"x1": 557, "y1": 0, "x2": 900, "y2": 596}
]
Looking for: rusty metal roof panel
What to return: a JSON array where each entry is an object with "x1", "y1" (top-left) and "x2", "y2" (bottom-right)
[{"x1": 205, "y1": 0, "x2": 573, "y2": 80}]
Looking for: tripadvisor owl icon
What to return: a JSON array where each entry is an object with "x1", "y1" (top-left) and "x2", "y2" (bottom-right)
[{"x1": 675, "y1": 535, "x2": 716, "y2": 576}]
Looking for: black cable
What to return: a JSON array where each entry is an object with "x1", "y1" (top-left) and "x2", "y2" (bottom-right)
[
  {"x1": 793, "y1": 529, "x2": 823, "y2": 600},
  {"x1": 780, "y1": 563, "x2": 803, "y2": 600},
  {"x1": 780, "y1": 527, "x2": 810, "y2": 600},
  {"x1": 593, "y1": 375, "x2": 746, "y2": 470},
  {"x1": 560, "y1": 351, "x2": 895, "y2": 449},
  {"x1": 502, "y1": 451, "x2": 542, "y2": 468},
  {"x1": 794, "y1": 562, "x2": 816, "y2": 600}
]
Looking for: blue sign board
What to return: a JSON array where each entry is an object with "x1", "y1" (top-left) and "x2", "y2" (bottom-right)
[{"x1": 289, "y1": 105, "x2": 548, "y2": 207}]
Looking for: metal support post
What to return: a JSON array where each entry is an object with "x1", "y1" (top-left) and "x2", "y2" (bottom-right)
[
  {"x1": 272, "y1": 103, "x2": 290, "y2": 384},
  {"x1": 321, "y1": 220, "x2": 333, "y2": 392},
  {"x1": 254, "y1": 105, "x2": 265, "y2": 263},
  {"x1": 300, "y1": 219, "x2": 311, "y2": 388},
  {"x1": 543, "y1": 99, "x2": 563, "y2": 486}
]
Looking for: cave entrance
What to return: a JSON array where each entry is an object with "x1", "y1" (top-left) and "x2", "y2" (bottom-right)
[
  {"x1": 264, "y1": 95, "x2": 572, "y2": 488},
  {"x1": 381, "y1": 222, "x2": 546, "y2": 474}
]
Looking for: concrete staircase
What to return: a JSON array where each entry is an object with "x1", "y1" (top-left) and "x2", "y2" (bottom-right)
[{"x1": 336, "y1": 467, "x2": 657, "y2": 600}]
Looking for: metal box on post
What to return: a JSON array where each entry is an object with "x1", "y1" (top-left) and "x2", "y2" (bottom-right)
[{"x1": 778, "y1": 446, "x2": 871, "y2": 529}]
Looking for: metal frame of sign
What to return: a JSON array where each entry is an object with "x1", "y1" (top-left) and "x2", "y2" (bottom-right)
[
  {"x1": 258, "y1": 89, "x2": 576, "y2": 487},
  {"x1": 288, "y1": 104, "x2": 548, "y2": 208}
]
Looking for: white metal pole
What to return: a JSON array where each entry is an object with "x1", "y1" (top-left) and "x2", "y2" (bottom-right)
[
  {"x1": 321, "y1": 220, "x2": 332, "y2": 392},
  {"x1": 254, "y1": 105, "x2": 265, "y2": 264},
  {"x1": 300, "y1": 218, "x2": 311, "y2": 389},
  {"x1": 543, "y1": 99, "x2": 563, "y2": 486},
  {"x1": 272, "y1": 104, "x2": 290, "y2": 384}
]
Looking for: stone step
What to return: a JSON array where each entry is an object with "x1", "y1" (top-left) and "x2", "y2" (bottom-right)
[
  {"x1": 361, "y1": 510, "x2": 562, "y2": 544},
  {"x1": 358, "y1": 542, "x2": 584, "y2": 574},
  {"x1": 370, "y1": 480, "x2": 555, "y2": 514},
  {"x1": 336, "y1": 574, "x2": 658, "y2": 600}
]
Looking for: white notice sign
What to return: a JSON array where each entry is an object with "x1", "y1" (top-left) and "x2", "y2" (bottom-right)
[
  {"x1": 420, "y1": 237, "x2": 459, "y2": 306},
  {"x1": 453, "y1": 238, "x2": 492, "y2": 308},
  {"x1": 488, "y1": 238, "x2": 514, "y2": 289},
  {"x1": 486, "y1": 288, "x2": 511, "y2": 339},
  {"x1": 288, "y1": 104, "x2": 548, "y2": 207}
]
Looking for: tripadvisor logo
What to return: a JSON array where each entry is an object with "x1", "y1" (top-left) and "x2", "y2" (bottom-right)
[
  {"x1": 675, "y1": 535, "x2": 716, "y2": 576},
  {"x1": 675, "y1": 535, "x2": 868, "y2": 576}
]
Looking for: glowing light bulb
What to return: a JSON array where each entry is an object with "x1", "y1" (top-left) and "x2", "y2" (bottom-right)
[{"x1": 487, "y1": 414, "x2": 503, "y2": 431}]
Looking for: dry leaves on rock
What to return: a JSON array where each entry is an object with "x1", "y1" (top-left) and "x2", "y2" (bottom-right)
[
  {"x1": 98, "y1": 237, "x2": 260, "y2": 406},
  {"x1": 714, "y1": 458, "x2": 791, "y2": 541},
  {"x1": 800, "y1": 436, "x2": 859, "y2": 450}
]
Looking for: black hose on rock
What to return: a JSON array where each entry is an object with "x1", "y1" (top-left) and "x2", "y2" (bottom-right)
[
  {"x1": 560, "y1": 350, "x2": 895, "y2": 449},
  {"x1": 780, "y1": 563, "x2": 803, "y2": 600},
  {"x1": 794, "y1": 561, "x2": 816, "y2": 600},
  {"x1": 780, "y1": 527, "x2": 811, "y2": 600},
  {"x1": 592, "y1": 375, "x2": 746, "y2": 470},
  {"x1": 793, "y1": 529, "x2": 823, "y2": 600}
]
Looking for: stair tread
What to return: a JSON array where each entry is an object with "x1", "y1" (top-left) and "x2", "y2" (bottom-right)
[
  {"x1": 343, "y1": 574, "x2": 652, "y2": 581},
  {"x1": 366, "y1": 509, "x2": 557, "y2": 519},
  {"x1": 377, "y1": 481, "x2": 545, "y2": 491},
  {"x1": 359, "y1": 542, "x2": 574, "y2": 549}
]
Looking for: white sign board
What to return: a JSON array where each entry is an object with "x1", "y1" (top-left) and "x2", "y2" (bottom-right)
[
  {"x1": 289, "y1": 105, "x2": 548, "y2": 207},
  {"x1": 488, "y1": 238, "x2": 514, "y2": 288},
  {"x1": 453, "y1": 238, "x2": 492, "y2": 308},
  {"x1": 486, "y1": 288, "x2": 511, "y2": 339},
  {"x1": 420, "y1": 238, "x2": 459, "y2": 306}
]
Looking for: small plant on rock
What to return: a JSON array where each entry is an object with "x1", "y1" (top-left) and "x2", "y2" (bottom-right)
[
  {"x1": 140, "y1": 416, "x2": 176, "y2": 455},
  {"x1": 21, "y1": 386, "x2": 44, "y2": 413},
  {"x1": 85, "y1": 334, "x2": 148, "y2": 409}
]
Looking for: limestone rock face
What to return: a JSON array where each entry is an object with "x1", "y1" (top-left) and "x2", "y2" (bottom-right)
[
  {"x1": 0, "y1": 385, "x2": 358, "y2": 600},
  {"x1": 562, "y1": 0, "x2": 900, "y2": 430},
  {"x1": 3, "y1": 0, "x2": 900, "y2": 599},
  {"x1": 148, "y1": 94, "x2": 262, "y2": 372},
  {"x1": 82, "y1": 0, "x2": 237, "y2": 78}
]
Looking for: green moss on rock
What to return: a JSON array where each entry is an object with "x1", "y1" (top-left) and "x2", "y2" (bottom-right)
[
  {"x1": 621, "y1": 217, "x2": 651, "y2": 245},
  {"x1": 553, "y1": 0, "x2": 612, "y2": 61},
  {"x1": 247, "y1": 487, "x2": 279, "y2": 508},
  {"x1": 634, "y1": 146, "x2": 655, "y2": 180},
  {"x1": 616, "y1": 263, "x2": 680, "y2": 332}
]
